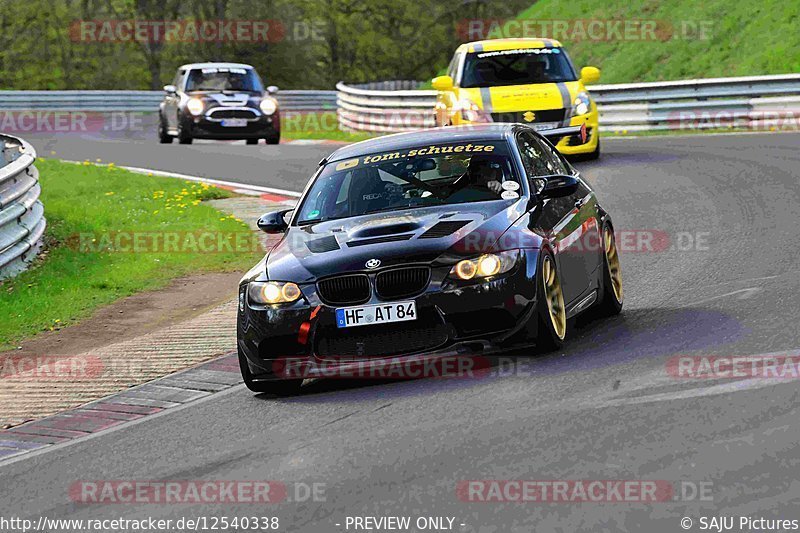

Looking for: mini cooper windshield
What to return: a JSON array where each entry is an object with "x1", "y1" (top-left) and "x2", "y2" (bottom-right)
[
  {"x1": 185, "y1": 67, "x2": 263, "y2": 93},
  {"x1": 296, "y1": 141, "x2": 521, "y2": 225},
  {"x1": 461, "y1": 48, "x2": 578, "y2": 88}
]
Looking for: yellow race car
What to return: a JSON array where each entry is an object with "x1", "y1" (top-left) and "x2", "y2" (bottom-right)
[{"x1": 433, "y1": 38, "x2": 601, "y2": 159}]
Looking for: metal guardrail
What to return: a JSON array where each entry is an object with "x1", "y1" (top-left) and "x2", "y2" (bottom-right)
[
  {"x1": 0, "y1": 90, "x2": 337, "y2": 112},
  {"x1": 337, "y1": 74, "x2": 800, "y2": 133},
  {"x1": 0, "y1": 134, "x2": 45, "y2": 280}
]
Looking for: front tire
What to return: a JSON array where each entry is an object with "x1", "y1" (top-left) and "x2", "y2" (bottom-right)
[
  {"x1": 265, "y1": 132, "x2": 280, "y2": 145},
  {"x1": 238, "y1": 348, "x2": 302, "y2": 396},
  {"x1": 177, "y1": 121, "x2": 192, "y2": 144},
  {"x1": 158, "y1": 115, "x2": 173, "y2": 144},
  {"x1": 246, "y1": 138, "x2": 259, "y2": 145},
  {"x1": 536, "y1": 251, "x2": 567, "y2": 352}
]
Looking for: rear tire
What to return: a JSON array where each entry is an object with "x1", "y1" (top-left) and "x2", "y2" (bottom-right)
[
  {"x1": 595, "y1": 223, "x2": 623, "y2": 317},
  {"x1": 536, "y1": 251, "x2": 567, "y2": 352},
  {"x1": 238, "y1": 348, "x2": 302, "y2": 396}
]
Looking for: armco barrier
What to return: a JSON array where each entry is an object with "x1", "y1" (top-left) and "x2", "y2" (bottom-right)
[
  {"x1": 0, "y1": 90, "x2": 337, "y2": 112},
  {"x1": 0, "y1": 134, "x2": 45, "y2": 279},
  {"x1": 337, "y1": 74, "x2": 800, "y2": 133}
]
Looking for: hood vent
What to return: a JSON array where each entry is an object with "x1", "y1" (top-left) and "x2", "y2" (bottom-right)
[
  {"x1": 306, "y1": 235, "x2": 340, "y2": 253},
  {"x1": 346, "y1": 234, "x2": 414, "y2": 247},
  {"x1": 419, "y1": 220, "x2": 470, "y2": 239}
]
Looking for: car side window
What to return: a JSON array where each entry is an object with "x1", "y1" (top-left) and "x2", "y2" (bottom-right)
[
  {"x1": 517, "y1": 131, "x2": 566, "y2": 178},
  {"x1": 447, "y1": 53, "x2": 462, "y2": 81},
  {"x1": 172, "y1": 70, "x2": 184, "y2": 90},
  {"x1": 518, "y1": 131, "x2": 570, "y2": 177}
]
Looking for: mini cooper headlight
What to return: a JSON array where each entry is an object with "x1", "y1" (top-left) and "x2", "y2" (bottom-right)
[
  {"x1": 570, "y1": 91, "x2": 591, "y2": 117},
  {"x1": 248, "y1": 281, "x2": 302, "y2": 305},
  {"x1": 187, "y1": 97, "x2": 204, "y2": 116},
  {"x1": 259, "y1": 97, "x2": 278, "y2": 115},
  {"x1": 450, "y1": 251, "x2": 518, "y2": 281}
]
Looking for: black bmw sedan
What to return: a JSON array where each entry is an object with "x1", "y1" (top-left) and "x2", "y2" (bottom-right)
[{"x1": 237, "y1": 124, "x2": 623, "y2": 394}]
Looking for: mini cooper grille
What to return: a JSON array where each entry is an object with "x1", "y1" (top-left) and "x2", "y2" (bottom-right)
[
  {"x1": 419, "y1": 220, "x2": 470, "y2": 239},
  {"x1": 208, "y1": 109, "x2": 258, "y2": 120},
  {"x1": 317, "y1": 274, "x2": 370, "y2": 305},
  {"x1": 375, "y1": 266, "x2": 430, "y2": 300}
]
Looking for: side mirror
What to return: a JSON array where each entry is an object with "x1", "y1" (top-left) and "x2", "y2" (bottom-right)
[
  {"x1": 540, "y1": 175, "x2": 580, "y2": 199},
  {"x1": 580, "y1": 66, "x2": 601, "y2": 85},
  {"x1": 431, "y1": 75, "x2": 454, "y2": 91},
  {"x1": 266, "y1": 85, "x2": 279, "y2": 94},
  {"x1": 163, "y1": 84, "x2": 177, "y2": 95},
  {"x1": 257, "y1": 209, "x2": 292, "y2": 233}
]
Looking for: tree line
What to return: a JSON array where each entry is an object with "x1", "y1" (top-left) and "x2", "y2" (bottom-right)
[{"x1": 0, "y1": 0, "x2": 530, "y2": 90}]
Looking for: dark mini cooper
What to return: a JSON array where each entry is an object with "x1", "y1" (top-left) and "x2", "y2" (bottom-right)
[
  {"x1": 238, "y1": 124, "x2": 623, "y2": 394},
  {"x1": 158, "y1": 62, "x2": 280, "y2": 145}
]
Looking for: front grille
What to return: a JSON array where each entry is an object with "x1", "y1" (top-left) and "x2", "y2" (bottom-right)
[
  {"x1": 490, "y1": 109, "x2": 567, "y2": 124},
  {"x1": 375, "y1": 266, "x2": 430, "y2": 300},
  {"x1": 419, "y1": 220, "x2": 469, "y2": 239},
  {"x1": 316, "y1": 321, "x2": 448, "y2": 358},
  {"x1": 317, "y1": 274, "x2": 370, "y2": 305},
  {"x1": 208, "y1": 108, "x2": 258, "y2": 120},
  {"x1": 347, "y1": 234, "x2": 413, "y2": 247}
]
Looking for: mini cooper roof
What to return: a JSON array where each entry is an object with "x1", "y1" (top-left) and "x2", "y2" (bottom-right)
[
  {"x1": 325, "y1": 124, "x2": 518, "y2": 163},
  {"x1": 177, "y1": 62, "x2": 254, "y2": 71}
]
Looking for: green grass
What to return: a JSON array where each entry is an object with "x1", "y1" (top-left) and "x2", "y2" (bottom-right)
[
  {"x1": 0, "y1": 160, "x2": 262, "y2": 351},
  {"x1": 281, "y1": 111, "x2": 380, "y2": 143},
  {"x1": 513, "y1": 0, "x2": 800, "y2": 83}
]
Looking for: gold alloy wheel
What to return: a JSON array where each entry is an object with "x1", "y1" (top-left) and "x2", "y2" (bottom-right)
[
  {"x1": 542, "y1": 255, "x2": 566, "y2": 340},
  {"x1": 604, "y1": 227, "x2": 623, "y2": 303}
]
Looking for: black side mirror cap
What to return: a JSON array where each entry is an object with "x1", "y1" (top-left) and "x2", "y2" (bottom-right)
[
  {"x1": 539, "y1": 174, "x2": 580, "y2": 199},
  {"x1": 257, "y1": 209, "x2": 292, "y2": 233}
]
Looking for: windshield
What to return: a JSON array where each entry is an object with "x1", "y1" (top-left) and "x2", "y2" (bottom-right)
[
  {"x1": 184, "y1": 67, "x2": 263, "y2": 92},
  {"x1": 461, "y1": 48, "x2": 577, "y2": 88},
  {"x1": 295, "y1": 142, "x2": 521, "y2": 225}
]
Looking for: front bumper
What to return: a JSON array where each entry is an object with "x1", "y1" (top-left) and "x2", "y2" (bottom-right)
[
  {"x1": 237, "y1": 249, "x2": 541, "y2": 380},
  {"x1": 555, "y1": 111, "x2": 600, "y2": 155},
  {"x1": 181, "y1": 112, "x2": 279, "y2": 139}
]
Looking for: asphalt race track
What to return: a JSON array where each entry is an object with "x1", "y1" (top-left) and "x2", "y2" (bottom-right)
[{"x1": 3, "y1": 132, "x2": 800, "y2": 532}]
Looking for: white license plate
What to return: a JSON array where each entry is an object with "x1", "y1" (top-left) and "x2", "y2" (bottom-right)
[
  {"x1": 335, "y1": 301, "x2": 416, "y2": 328},
  {"x1": 221, "y1": 119, "x2": 248, "y2": 127},
  {"x1": 531, "y1": 122, "x2": 560, "y2": 131}
]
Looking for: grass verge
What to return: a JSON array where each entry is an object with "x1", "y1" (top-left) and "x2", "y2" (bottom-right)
[{"x1": 0, "y1": 159, "x2": 263, "y2": 351}]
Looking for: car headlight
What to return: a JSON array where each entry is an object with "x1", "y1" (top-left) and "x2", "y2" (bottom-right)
[
  {"x1": 458, "y1": 98, "x2": 482, "y2": 122},
  {"x1": 450, "y1": 251, "x2": 518, "y2": 281},
  {"x1": 187, "y1": 97, "x2": 204, "y2": 116},
  {"x1": 247, "y1": 281, "x2": 302, "y2": 305},
  {"x1": 259, "y1": 97, "x2": 278, "y2": 115},
  {"x1": 570, "y1": 92, "x2": 591, "y2": 117}
]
